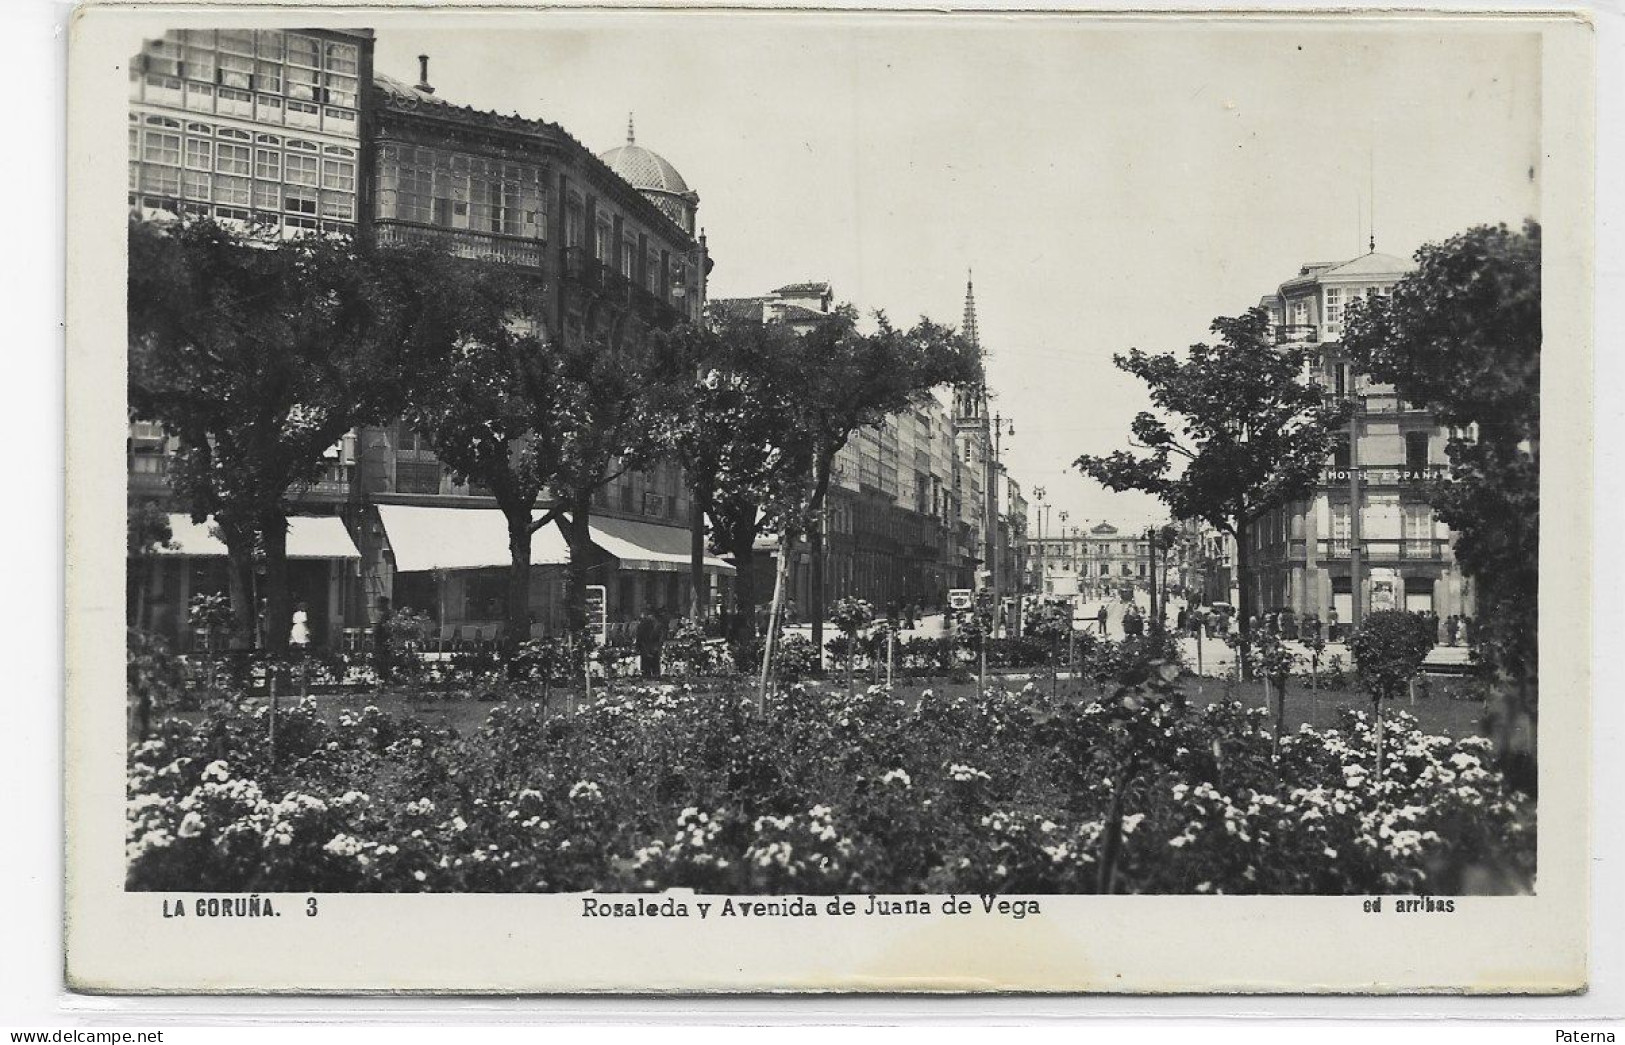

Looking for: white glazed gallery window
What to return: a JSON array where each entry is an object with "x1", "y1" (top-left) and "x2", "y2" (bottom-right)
[{"x1": 1324, "y1": 287, "x2": 1343, "y2": 331}]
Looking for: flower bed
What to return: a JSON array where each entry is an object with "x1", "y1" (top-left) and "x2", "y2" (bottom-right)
[{"x1": 126, "y1": 678, "x2": 1534, "y2": 895}]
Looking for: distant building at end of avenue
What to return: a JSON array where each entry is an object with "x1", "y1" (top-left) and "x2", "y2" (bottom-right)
[{"x1": 1027, "y1": 521, "x2": 1153, "y2": 601}]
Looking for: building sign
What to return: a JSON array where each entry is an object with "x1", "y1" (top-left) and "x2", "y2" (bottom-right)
[
  {"x1": 584, "y1": 584, "x2": 608, "y2": 646},
  {"x1": 1322, "y1": 465, "x2": 1447, "y2": 485}
]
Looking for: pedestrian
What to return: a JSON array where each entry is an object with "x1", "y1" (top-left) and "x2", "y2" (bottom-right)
[
  {"x1": 635, "y1": 609, "x2": 665, "y2": 680},
  {"x1": 1446, "y1": 614, "x2": 1459, "y2": 646},
  {"x1": 1459, "y1": 616, "x2": 1472, "y2": 646},
  {"x1": 1097, "y1": 604, "x2": 1108, "y2": 635},
  {"x1": 290, "y1": 601, "x2": 311, "y2": 652}
]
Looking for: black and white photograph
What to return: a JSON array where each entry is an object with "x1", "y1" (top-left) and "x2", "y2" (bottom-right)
[{"x1": 60, "y1": 4, "x2": 1595, "y2": 994}]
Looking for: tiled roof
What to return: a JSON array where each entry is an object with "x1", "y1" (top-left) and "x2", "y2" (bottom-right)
[
  {"x1": 1320, "y1": 251, "x2": 1416, "y2": 278},
  {"x1": 773, "y1": 281, "x2": 831, "y2": 296},
  {"x1": 598, "y1": 143, "x2": 691, "y2": 196}
]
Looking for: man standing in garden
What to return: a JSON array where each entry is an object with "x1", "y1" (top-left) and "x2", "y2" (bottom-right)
[
  {"x1": 1097, "y1": 604, "x2": 1108, "y2": 635},
  {"x1": 636, "y1": 609, "x2": 666, "y2": 680}
]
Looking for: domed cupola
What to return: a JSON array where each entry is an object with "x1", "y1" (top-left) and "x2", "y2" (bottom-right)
[{"x1": 598, "y1": 114, "x2": 699, "y2": 234}]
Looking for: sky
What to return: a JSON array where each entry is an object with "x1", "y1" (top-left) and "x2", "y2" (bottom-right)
[{"x1": 371, "y1": 14, "x2": 1541, "y2": 535}]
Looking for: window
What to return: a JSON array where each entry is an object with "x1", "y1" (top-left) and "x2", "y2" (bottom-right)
[
  {"x1": 256, "y1": 94, "x2": 283, "y2": 122},
  {"x1": 253, "y1": 180, "x2": 280, "y2": 210},
  {"x1": 1325, "y1": 286, "x2": 1343, "y2": 326},
  {"x1": 184, "y1": 136, "x2": 211, "y2": 170},
  {"x1": 285, "y1": 34, "x2": 320, "y2": 69},
  {"x1": 325, "y1": 41, "x2": 359, "y2": 74},
  {"x1": 395, "y1": 461, "x2": 442, "y2": 495},
  {"x1": 183, "y1": 81, "x2": 215, "y2": 111},
  {"x1": 217, "y1": 30, "x2": 255, "y2": 55},
  {"x1": 217, "y1": 52, "x2": 254, "y2": 90},
  {"x1": 255, "y1": 31, "x2": 285, "y2": 60},
  {"x1": 1332, "y1": 437, "x2": 1351, "y2": 473},
  {"x1": 319, "y1": 192, "x2": 352, "y2": 220},
  {"x1": 214, "y1": 175, "x2": 251, "y2": 206},
  {"x1": 283, "y1": 187, "x2": 317, "y2": 215},
  {"x1": 255, "y1": 60, "x2": 283, "y2": 94},
  {"x1": 1405, "y1": 431, "x2": 1430, "y2": 473},
  {"x1": 215, "y1": 142, "x2": 251, "y2": 175},
  {"x1": 217, "y1": 87, "x2": 254, "y2": 117},
  {"x1": 285, "y1": 153, "x2": 319, "y2": 186},
  {"x1": 253, "y1": 148, "x2": 280, "y2": 181},
  {"x1": 286, "y1": 100, "x2": 321, "y2": 129},
  {"x1": 143, "y1": 130, "x2": 181, "y2": 166},
  {"x1": 144, "y1": 75, "x2": 184, "y2": 106},
  {"x1": 320, "y1": 158, "x2": 355, "y2": 192},
  {"x1": 1403, "y1": 505, "x2": 1434, "y2": 557},
  {"x1": 182, "y1": 170, "x2": 210, "y2": 200}
]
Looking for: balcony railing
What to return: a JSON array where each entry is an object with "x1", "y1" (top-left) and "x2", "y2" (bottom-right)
[
  {"x1": 1316, "y1": 538, "x2": 1446, "y2": 562},
  {"x1": 1274, "y1": 324, "x2": 1319, "y2": 344},
  {"x1": 376, "y1": 221, "x2": 544, "y2": 268}
]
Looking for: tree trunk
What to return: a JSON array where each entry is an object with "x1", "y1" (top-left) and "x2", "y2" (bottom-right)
[
  {"x1": 221, "y1": 524, "x2": 257, "y2": 651},
  {"x1": 1272, "y1": 675, "x2": 1288, "y2": 755},
  {"x1": 726, "y1": 518, "x2": 760, "y2": 645},
  {"x1": 807, "y1": 453, "x2": 834, "y2": 666},
  {"x1": 502, "y1": 508, "x2": 534, "y2": 658},
  {"x1": 260, "y1": 512, "x2": 291, "y2": 655},
  {"x1": 809, "y1": 515, "x2": 825, "y2": 665},
  {"x1": 1233, "y1": 519, "x2": 1253, "y2": 681},
  {"x1": 559, "y1": 491, "x2": 594, "y2": 638},
  {"x1": 689, "y1": 485, "x2": 709, "y2": 624}
]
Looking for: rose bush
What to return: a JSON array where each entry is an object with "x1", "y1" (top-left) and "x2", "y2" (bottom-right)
[{"x1": 128, "y1": 664, "x2": 1534, "y2": 895}]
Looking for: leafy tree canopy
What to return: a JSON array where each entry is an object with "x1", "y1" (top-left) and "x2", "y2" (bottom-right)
[{"x1": 1075, "y1": 308, "x2": 1349, "y2": 537}]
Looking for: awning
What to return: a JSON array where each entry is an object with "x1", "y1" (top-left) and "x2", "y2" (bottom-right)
[
  {"x1": 378, "y1": 506, "x2": 569, "y2": 572},
  {"x1": 159, "y1": 514, "x2": 360, "y2": 559},
  {"x1": 377, "y1": 505, "x2": 734, "y2": 576},
  {"x1": 589, "y1": 515, "x2": 735, "y2": 575}
]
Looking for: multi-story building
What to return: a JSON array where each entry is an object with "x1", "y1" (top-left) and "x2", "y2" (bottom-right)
[
  {"x1": 360, "y1": 65, "x2": 726, "y2": 640},
  {"x1": 1248, "y1": 249, "x2": 1471, "y2": 627},
  {"x1": 714, "y1": 281, "x2": 986, "y2": 616},
  {"x1": 1027, "y1": 521, "x2": 1156, "y2": 601},
  {"x1": 127, "y1": 35, "x2": 729, "y2": 648},
  {"x1": 127, "y1": 28, "x2": 378, "y2": 648}
]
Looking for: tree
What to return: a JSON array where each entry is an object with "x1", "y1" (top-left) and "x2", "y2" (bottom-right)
[
  {"x1": 1341, "y1": 220, "x2": 1540, "y2": 792},
  {"x1": 1349, "y1": 610, "x2": 1433, "y2": 780},
  {"x1": 1074, "y1": 308, "x2": 1350, "y2": 677},
  {"x1": 653, "y1": 313, "x2": 815, "y2": 646},
  {"x1": 129, "y1": 218, "x2": 487, "y2": 652},
  {"x1": 772, "y1": 309, "x2": 981, "y2": 666},
  {"x1": 127, "y1": 497, "x2": 175, "y2": 635}
]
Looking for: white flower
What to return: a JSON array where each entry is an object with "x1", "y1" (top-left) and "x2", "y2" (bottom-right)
[
  {"x1": 176, "y1": 811, "x2": 206, "y2": 839},
  {"x1": 879, "y1": 769, "x2": 912, "y2": 788},
  {"x1": 200, "y1": 760, "x2": 231, "y2": 783}
]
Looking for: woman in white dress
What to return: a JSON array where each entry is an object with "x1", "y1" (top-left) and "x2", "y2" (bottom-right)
[{"x1": 290, "y1": 603, "x2": 311, "y2": 649}]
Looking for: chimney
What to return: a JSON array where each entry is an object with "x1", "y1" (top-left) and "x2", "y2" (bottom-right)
[{"x1": 416, "y1": 54, "x2": 435, "y2": 94}]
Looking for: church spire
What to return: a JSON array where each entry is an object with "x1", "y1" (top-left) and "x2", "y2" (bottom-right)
[{"x1": 962, "y1": 269, "x2": 981, "y2": 351}]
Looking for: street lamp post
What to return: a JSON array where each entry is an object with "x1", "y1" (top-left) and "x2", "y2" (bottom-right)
[
  {"x1": 1033, "y1": 486, "x2": 1046, "y2": 600},
  {"x1": 988, "y1": 412, "x2": 1014, "y2": 619}
]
